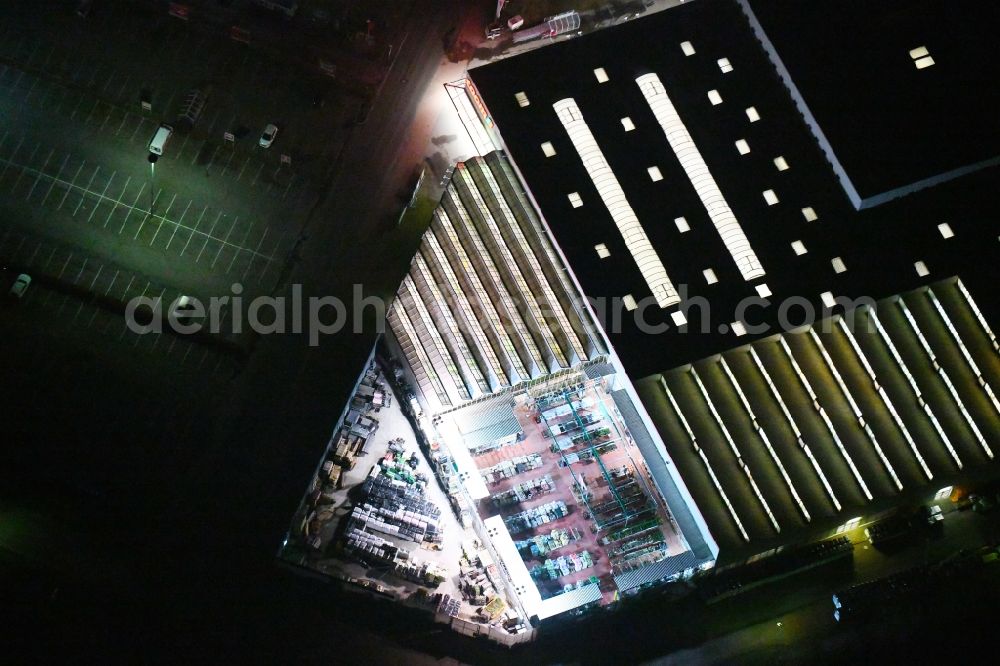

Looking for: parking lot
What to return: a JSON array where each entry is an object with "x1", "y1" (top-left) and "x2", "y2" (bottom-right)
[{"x1": 0, "y1": 0, "x2": 363, "y2": 506}]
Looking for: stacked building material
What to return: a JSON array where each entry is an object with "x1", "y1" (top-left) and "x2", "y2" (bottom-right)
[
  {"x1": 393, "y1": 558, "x2": 447, "y2": 586},
  {"x1": 516, "y1": 527, "x2": 578, "y2": 557},
  {"x1": 480, "y1": 454, "x2": 544, "y2": 484},
  {"x1": 504, "y1": 500, "x2": 568, "y2": 534},
  {"x1": 491, "y1": 475, "x2": 556, "y2": 507},
  {"x1": 531, "y1": 550, "x2": 595, "y2": 580},
  {"x1": 344, "y1": 526, "x2": 399, "y2": 565}
]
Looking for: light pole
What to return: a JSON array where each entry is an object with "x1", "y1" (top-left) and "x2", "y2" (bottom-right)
[{"x1": 147, "y1": 152, "x2": 158, "y2": 214}]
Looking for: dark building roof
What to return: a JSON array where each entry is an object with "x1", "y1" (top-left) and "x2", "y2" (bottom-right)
[
  {"x1": 469, "y1": 0, "x2": 999, "y2": 380},
  {"x1": 739, "y1": 0, "x2": 1000, "y2": 209}
]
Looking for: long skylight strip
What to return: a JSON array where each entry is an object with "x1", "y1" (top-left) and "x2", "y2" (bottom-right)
[
  {"x1": 808, "y1": 329, "x2": 903, "y2": 491},
  {"x1": 553, "y1": 98, "x2": 680, "y2": 308},
  {"x1": 837, "y1": 318, "x2": 932, "y2": 481},
  {"x1": 928, "y1": 288, "x2": 1000, "y2": 416},
  {"x1": 402, "y1": 276, "x2": 470, "y2": 402},
  {"x1": 390, "y1": 301, "x2": 451, "y2": 406},
  {"x1": 778, "y1": 337, "x2": 873, "y2": 500},
  {"x1": 897, "y1": 299, "x2": 993, "y2": 459},
  {"x1": 423, "y1": 230, "x2": 511, "y2": 386},
  {"x1": 661, "y1": 377, "x2": 750, "y2": 542},
  {"x1": 636, "y1": 73, "x2": 765, "y2": 282},
  {"x1": 749, "y1": 347, "x2": 840, "y2": 511},
  {"x1": 720, "y1": 357, "x2": 810, "y2": 522},
  {"x1": 412, "y1": 253, "x2": 490, "y2": 395},
  {"x1": 956, "y1": 278, "x2": 999, "y2": 352},
  {"x1": 436, "y1": 209, "x2": 531, "y2": 379},
  {"x1": 457, "y1": 168, "x2": 569, "y2": 368},
  {"x1": 446, "y1": 191, "x2": 547, "y2": 373},
  {"x1": 475, "y1": 162, "x2": 588, "y2": 362},
  {"x1": 868, "y1": 308, "x2": 962, "y2": 469},
  {"x1": 691, "y1": 368, "x2": 780, "y2": 533}
]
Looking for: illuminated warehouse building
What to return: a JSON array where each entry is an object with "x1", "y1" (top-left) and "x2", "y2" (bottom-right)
[{"x1": 387, "y1": 0, "x2": 1000, "y2": 619}]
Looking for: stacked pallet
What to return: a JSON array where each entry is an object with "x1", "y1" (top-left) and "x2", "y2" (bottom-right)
[
  {"x1": 516, "y1": 527, "x2": 577, "y2": 557},
  {"x1": 344, "y1": 526, "x2": 399, "y2": 565}
]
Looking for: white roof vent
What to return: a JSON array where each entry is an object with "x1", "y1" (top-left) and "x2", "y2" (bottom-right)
[
  {"x1": 594, "y1": 67, "x2": 609, "y2": 83},
  {"x1": 541, "y1": 141, "x2": 556, "y2": 157},
  {"x1": 621, "y1": 117, "x2": 635, "y2": 132},
  {"x1": 703, "y1": 268, "x2": 718, "y2": 284},
  {"x1": 745, "y1": 106, "x2": 760, "y2": 122},
  {"x1": 680, "y1": 41, "x2": 696, "y2": 56},
  {"x1": 791, "y1": 240, "x2": 807, "y2": 256},
  {"x1": 831, "y1": 256, "x2": 847, "y2": 274},
  {"x1": 763, "y1": 189, "x2": 779, "y2": 206},
  {"x1": 671, "y1": 311, "x2": 688, "y2": 326},
  {"x1": 568, "y1": 192, "x2": 583, "y2": 208},
  {"x1": 623, "y1": 294, "x2": 638, "y2": 311},
  {"x1": 674, "y1": 217, "x2": 690, "y2": 233},
  {"x1": 735, "y1": 139, "x2": 750, "y2": 155},
  {"x1": 821, "y1": 291, "x2": 836, "y2": 308},
  {"x1": 595, "y1": 243, "x2": 611, "y2": 259},
  {"x1": 755, "y1": 283, "x2": 772, "y2": 299},
  {"x1": 773, "y1": 156, "x2": 789, "y2": 171},
  {"x1": 937, "y1": 222, "x2": 954, "y2": 239},
  {"x1": 915, "y1": 260, "x2": 930, "y2": 277},
  {"x1": 801, "y1": 207, "x2": 818, "y2": 222},
  {"x1": 717, "y1": 58, "x2": 733, "y2": 73},
  {"x1": 648, "y1": 166, "x2": 664, "y2": 182},
  {"x1": 731, "y1": 321, "x2": 748, "y2": 337},
  {"x1": 515, "y1": 91, "x2": 530, "y2": 108},
  {"x1": 707, "y1": 89, "x2": 723, "y2": 105}
]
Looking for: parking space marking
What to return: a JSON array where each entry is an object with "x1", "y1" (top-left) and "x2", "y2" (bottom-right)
[
  {"x1": 195, "y1": 212, "x2": 224, "y2": 262},
  {"x1": 250, "y1": 161, "x2": 264, "y2": 186},
  {"x1": 40, "y1": 153, "x2": 71, "y2": 206},
  {"x1": 178, "y1": 205, "x2": 208, "y2": 255},
  {"x1": 56, "y1": 253, "x2": 73, "y2": 279},
  {"x1": 85, "y1": 169, "x2": 112, "y2": 222},
  {"x1": 11, "y1": 144, "x2": 40, "y2": 191},
  {"x1": 0, "y1": 136, "x2": 22, "y2": 179},
  {"x1": 140, "y1": 191, "x2": 176, "y2": 241},
  {"x1": 102, "y1": 174, "x2": 130, "y2": 228},
  {"x1": 211, "y1": 215, "x2": 239, "y2": 269},
  {"x1": 119, "y1": 181, "x2": 148, "y2": 233},
  {"x1": 131, "y1": 187, "x2": 162, "y2": 239},
  {"x1": 24, "y1": 147, "x2": 54, "y2": 200},
  {"x1": 83, "y1": 99, "x2": 102, "y2": 125},
  {"x1": 73, "y1": 165, "x2": 100, "y2": 217},
  {"x1": 169, "y1": 203, "x2": 203, "y2": 251},
  {"x1": 26, "y1": 240, "x2": 42, "y2": 265},
  {"x1": 226, "y1": 218, "x2": 255, "y2": 273},
  {"x1": 236, "y1": 156, "x2": 250, "y2": 181},
  {"x1": 242, "y1": 226, "x2": 269, "y2": 281},
  {"x1": 104, "y1": 269, "x2": 119, "y2": 296},
  {"x1": 155, "y1": 197, "x2": 190, "y2": 247},
  {"x1": 58, "y1": 160, "x2": 85, "y2": 210}
]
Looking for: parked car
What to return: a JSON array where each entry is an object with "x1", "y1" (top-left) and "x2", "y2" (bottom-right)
[
  {"x1": 259, "y1": 123, "x2": 278, "y2": 148},
  {"x1": 8, "y1": 273, "x2": 31, "y2": 299}
]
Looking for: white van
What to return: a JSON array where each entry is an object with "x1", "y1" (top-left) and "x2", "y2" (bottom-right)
[{"x1": 148, "y1": 124, "x2": 174, "y2": 155}]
